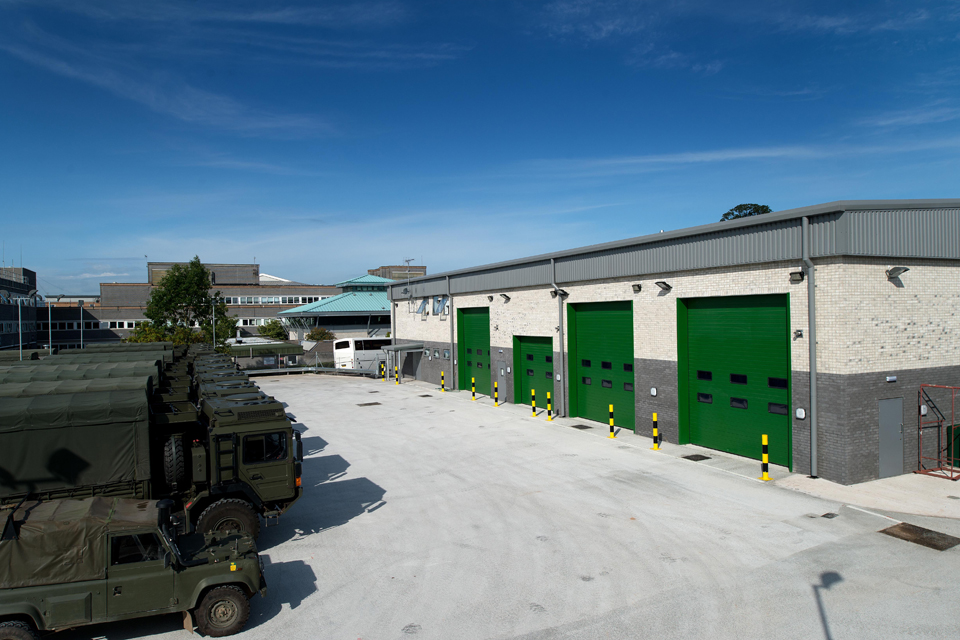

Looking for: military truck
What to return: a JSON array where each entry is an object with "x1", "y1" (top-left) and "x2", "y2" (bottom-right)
[
  {"x1": 0, "y1": 496, "x2": 265, "y2": 638},
  {"x1": 0, "y1": 362, "x2": 161, "y2": 386},
  {"x1": 0, "y1": 389, "x2": 302, "y2": 539}
]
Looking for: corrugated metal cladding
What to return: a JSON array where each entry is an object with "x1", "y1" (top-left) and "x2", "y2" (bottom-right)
[
  {"x1": 843, "y1": 209, "x2": 960, "y2": 258},
  {"x1": 388, "y1": 205, "x2": 960, "y2": 298},
  {"x1": 449, "y1": 260, "x2": 552, "y2": 295},
  {"x1": 557, "y1": 218, "x2": 802, "y2": 282}
]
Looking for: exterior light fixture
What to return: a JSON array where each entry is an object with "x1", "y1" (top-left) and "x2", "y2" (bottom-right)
[
  {"x1": 654, "y1": 281, "x2": 672, "y2": 292},
  {"x1": 631, "y1": 284, "x2": 642, "y2": 293},
  {"x1": 487, "y1": 295, "x2": 494, "y2": 302},
  {"x1": 789, "y1": 271, "x2": 805, "y2": 284},
  {"x1": 886, "y1": 267, "x2": 909, "y2": 279},
  {"x1": 556, "y1": 289, "x2": 569, "y2": 298},
  {"x1": 550, "y1": 290, "x2": 558, "y2": 298},
  {"x1": 500, "y1": 294, "x2": 511, "y2": 302}
]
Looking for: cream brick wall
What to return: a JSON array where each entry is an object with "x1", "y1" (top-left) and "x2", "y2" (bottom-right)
[
  {"x1": 392, "y1": 257, "x2": 960, "y2": 376},
  {"x1": 818, "y1": 258, "x2": 960, "y2": 374}
]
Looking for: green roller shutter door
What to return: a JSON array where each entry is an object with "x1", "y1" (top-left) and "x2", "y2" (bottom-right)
[
  {"x1": 514, "y1": 336, "x2": 554, "y2": 408},
  {"x1": 568, "y1": 302, "x2": 635, "y2": 429},
  {"x1": 680, "y1": 294, "x2": 791, "y2": 467},
  {"x1": 457, "y1": 308, "x2": 491, "y2": 396}
]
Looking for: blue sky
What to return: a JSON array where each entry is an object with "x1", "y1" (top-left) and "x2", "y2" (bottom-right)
[{"x1": 1, "y1": 0, "x2": 958, "y2": 294}]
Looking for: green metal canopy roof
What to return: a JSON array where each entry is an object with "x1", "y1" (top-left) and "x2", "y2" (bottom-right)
[
  {"x1": 227, "y1": 342, "x2": 304, "y2": 357},
  {"x1": 279, "y1": 290, "x2": 391, "y2": 316},
  {"x1": 335, "y1": 274, "x2": 394, "y2": 287}
]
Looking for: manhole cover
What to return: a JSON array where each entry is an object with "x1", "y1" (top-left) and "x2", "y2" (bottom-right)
[
  {"x1": 419, "y1": 394, "x2": 432, "y2": 397},
  {"x1": 821, "y1": 513, "x2": 839, "y2": 519},
  {"x1": 881, "y1": 522, "x2": 960, "y2": 551},
  {"x1": 682, "y1": 454, "x2": 711, "y2": 462},
  {"x1": 357, "y1": 402, "x2": 381, "y2": 407},
  {"x1": 569, "y1": 424, "x2": 592, "y2": 430}
]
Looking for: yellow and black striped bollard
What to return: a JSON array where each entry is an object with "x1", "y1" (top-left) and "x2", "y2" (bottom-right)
[
  {"x1": 546, "y1": 391, "x2": 552, "y2": 421},
  {"x1": 471, "y1": 377, "x2": 476, "y2": 401},
  {"x1": 651, "y1": 412, "x2": 660, "y2": 450},
  {"x1": 760, "y1": 434, "x2": 771, "y2": 481},
  {"x1": 394, "y1": 365, "x2": 399, "y2": 385},
  {"x1": 441, "y1": 370, "x2": 445, "y2": 392},
  {"x1": 380, "y1": 362, "x2": 384, "y2": 381},
  {"x1": 494, "y1": 381, "x2": 499, "y2": 406},
  {"x1": 608, "y1": 404, "x2": 615, "y2": 439},
  {"x1": 531, "y1": 389, "x2": 536, "y2": 417}
]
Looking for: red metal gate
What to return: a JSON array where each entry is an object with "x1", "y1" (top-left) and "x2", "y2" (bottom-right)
[{"x1": 917, "y1": 384, "x2": 960, "y2": 480}]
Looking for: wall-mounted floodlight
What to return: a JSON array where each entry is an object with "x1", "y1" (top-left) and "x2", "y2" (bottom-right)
[
  {"x1": 789, "y1": 271, "x2": 804, "y2": 284},
  {"x1": 886, "y1": 267, "x2": 909, "y2": 279},
  {"x1": 654, "y1": 281, "x2": 672, "y2": 292},
  {"x1": 550, "y1": 289, "x2": 558, "y2": 298},
  {"x1": 631, "y1": 284, "x2": 642, "y2": 293},
  {"x1": 487, "y1": 295, "x2": 494, "y2": 302},
  {"x1": 556, "y1": 289, "x2": 569, "y2": 298},
  {"x1": 500, "y1": 294, "x2": 511, "y2": 302}
]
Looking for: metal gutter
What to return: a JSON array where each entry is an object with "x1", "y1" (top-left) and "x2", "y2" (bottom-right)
[{"x1": 802, "y1": 216, "x2": 818, "y2": 478}]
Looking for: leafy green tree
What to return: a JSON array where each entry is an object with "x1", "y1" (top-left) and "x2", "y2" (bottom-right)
[
  {"x1": 720, "y1": 203, "x2": 772, "y2": 221},
  {"x1": 258, "y1": 319, "x2": 289, "y2": 341},
  {"x1": 306, "y1": 327, "x2": 336, "y2": 341},
  {"x1": 126, "y1": 257, "x2": 235, "y2": 352}
]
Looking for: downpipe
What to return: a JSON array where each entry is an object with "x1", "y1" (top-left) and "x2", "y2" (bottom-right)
[{"x1": 802, "y1": 216, "x2": 818, "y2": 478}]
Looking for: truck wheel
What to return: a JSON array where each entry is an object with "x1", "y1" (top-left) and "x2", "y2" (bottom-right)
[
  {"x1": 0, "y1": 622, "x2": 39, "y2": 640},
  {"x1": 195, "y1": 586, "x2": 250, "y2": 637},
  {"x1": 163, "y1": 436, "x2": 187, "y2": 490},
  {"x1": 196, "y1": 499, "x2": 260, "y2": 539}
]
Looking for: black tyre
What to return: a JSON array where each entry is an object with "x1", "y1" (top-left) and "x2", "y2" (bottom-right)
[
  {"x1": 0, "y1": 621, "x2": 39, "y2": 640},
  {"x1": 163, "y1": 436, "x2": 187, "y2": 490},
  {"x1": 195, "y1": 586, "x2": 250, "y2": 637},
  {"x1": 196, "y1": 499, "x2": 260, "y2": 539}
]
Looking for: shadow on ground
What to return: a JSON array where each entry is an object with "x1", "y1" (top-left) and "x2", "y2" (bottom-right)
[{"x1": 245, "y1": 559, "x2": 319, "y2": 630}]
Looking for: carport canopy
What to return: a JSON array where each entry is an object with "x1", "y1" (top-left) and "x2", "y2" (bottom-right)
[{"x1": 382, "y1": 342, "x2": 424, "y2": 352}]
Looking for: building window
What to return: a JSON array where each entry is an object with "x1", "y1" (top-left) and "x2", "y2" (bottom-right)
[
  {"x1": 730, "y1": 398, "x2": 748, "y2": 409},
  {"x1": 768, "y1": 377, "x2": 789, "y2": 389},
  {"x1": 697, "y1": 370, "x2": 712, "y2": 381},
  {"x1": 731, "y1": 374, "x2": 748, "y2": 385},
  {"x1": 697, "y1": 393, "x2": 712, "y2": 404},
  {"x1": 768, "y1": 402, "x2": 788, "y2": 415}
]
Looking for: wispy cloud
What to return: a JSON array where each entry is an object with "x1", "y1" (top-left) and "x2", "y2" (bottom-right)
[
  {"x1": 541, "y1": 0, "x2": 654, "y2": 41},
  {"x1": 858, "y1": 103, "x2": 960, "y2": 128},
  {"x1": 60, "y1": 272, "x2": 129, "y2": 279},
  {"x1": 0, "y1": 25, "x2": 331, "y2": 136}
]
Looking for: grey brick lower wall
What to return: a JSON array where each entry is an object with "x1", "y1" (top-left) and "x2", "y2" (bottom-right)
[{"x1": 635, "y1": 358, "x2": 679, "y2": 442}]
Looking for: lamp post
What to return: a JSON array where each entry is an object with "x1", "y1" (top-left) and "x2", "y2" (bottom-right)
[
  {"x1": 211, "y1": 298, "x2": 216, "y2": 348},
  {"x1": 17, "y1": 297, "x2": 22, "y2": 361},
  {"x1": 47, "y1": 298, "x2": 52, "y2": 355},
  {"x1": 79, "y1": 300, "x2": 84, "y2": 349}
]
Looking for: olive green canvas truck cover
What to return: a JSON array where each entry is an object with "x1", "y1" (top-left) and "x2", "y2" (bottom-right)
[
  {"x1": 0, "y1": 376, "x2": 155, "y2": 398},
  {"x1": 0, "y1": 497, "x2": 155, "y2": 589},
  {"x1": 58, "y1": 342, "x2": 172, "y2": 354},
  {"x1": 0, "y1": 390, "x2": 150, "y2": 502},
  {"x1": 42, "y1": 351, "x2": 173, "y2": 365},
  {"x1": 0, "y1": 361, "x2": 164, "y2": 384}
]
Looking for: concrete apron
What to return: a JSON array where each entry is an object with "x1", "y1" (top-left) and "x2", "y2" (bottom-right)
[{"x1": 403, "y1": 377, "x2": 958, "y2": 520}]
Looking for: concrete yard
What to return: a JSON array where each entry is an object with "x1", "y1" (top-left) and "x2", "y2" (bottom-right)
[{"x1": 68, "y1": 375, "x2": 960, "y2": 640}]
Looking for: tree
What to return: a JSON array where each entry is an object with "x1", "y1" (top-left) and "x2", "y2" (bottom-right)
[
  {"x1": 720, "y1": 203, "x2": 772, "y2": 221},
  {"x1": 258, "y1": 319, "x2": 288, "y2": 341},
  {"x1": 127, "y1": 257, "x2": 235, "y2": 353},
  {"x1": 306, "y1": 327, "x2": 336, "y2": 341}
]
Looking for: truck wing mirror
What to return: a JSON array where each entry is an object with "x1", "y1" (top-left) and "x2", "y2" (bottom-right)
[
  {"x1": 295, "y1": 430, "x2": 303, "y2": 462},
  {"x1": 163, "y1": 551, "x2": 172, "y2": 569}
]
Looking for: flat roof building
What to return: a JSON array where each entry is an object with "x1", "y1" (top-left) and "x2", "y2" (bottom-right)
[{"x1": 388, "y1": 199, "x2": 960, "y2": 485}]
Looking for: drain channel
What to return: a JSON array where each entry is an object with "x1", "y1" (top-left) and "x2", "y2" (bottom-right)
[
  {"x1": 881, "y1": 522, "x2": 960, "y2": 551},
  {"x1": 356, "y1": 402, "x2": 381, "y2": 407}
]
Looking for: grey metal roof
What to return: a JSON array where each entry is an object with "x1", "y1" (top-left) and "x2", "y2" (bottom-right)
[{"x1": 388, "y1": 200, "x2": 960, "y2": 299}]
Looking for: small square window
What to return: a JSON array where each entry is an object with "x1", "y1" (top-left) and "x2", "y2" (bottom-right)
[
  {"x1": 768, "y1": 402, "x2": 789, "y2": 415},
  {"x1": 582, "y1": 359, "x2": 591, "y2": 367},
  {"x1": 466, "y1": 361, "x2": 472, "y2": 367},
  {"x1": 545, "y1": 356, "x2": 553, "y2": 363},
  {"x1": 467, "y1": 349, "x2": 472, "y2": 354},
  {"x1": 477, "y1": 349, "x2": 483, "y2": 356},
  {"x1": 601, "y1": 380, "x2": 612, "y2": 388},
  {"x1": 545, "y1": 371, "x2": 552, "y2": 379},
  {"x1": 433, "y1": 349, "x2": 440, "y2": 357},
  {"x1": 697, "y1": 393, "x2": 713, "y2": 404},
  {"x1": 443, "y1": 349, "x2": 450, "y2": 358},
  {"x1": 768, "y1": 377, "x2": 788, "y2": 389},
  {"x1": 731, "y1": 374, "x2": 748, "y2": 385},
  {"x1": 526, "y1": 354, "x2": 533, "y2": 361},
  {"x1": 730, "y1": 397, "x2": 748, "y2": 409},
  {"x1": 477, "y1": 362, "x2": 483, "y2": 368},
  {"x1": 527, "y1": 369, "x2": 534, "y2": 376},
  {"x1": 601, "y1": 361, "x2": 612, "y2": 370},
  {"x1": 697, "y1": 370, "x2": 712, "y2": 381},
  {"x1": 624, "y1": 363, "x2": 633, "y2": 372},
  {"x1": 582, "y1": 377, "x2": 592, "y2": 385},
  {"x1": 624, "y1": 382, "x2": 634, "y2": 392}
]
